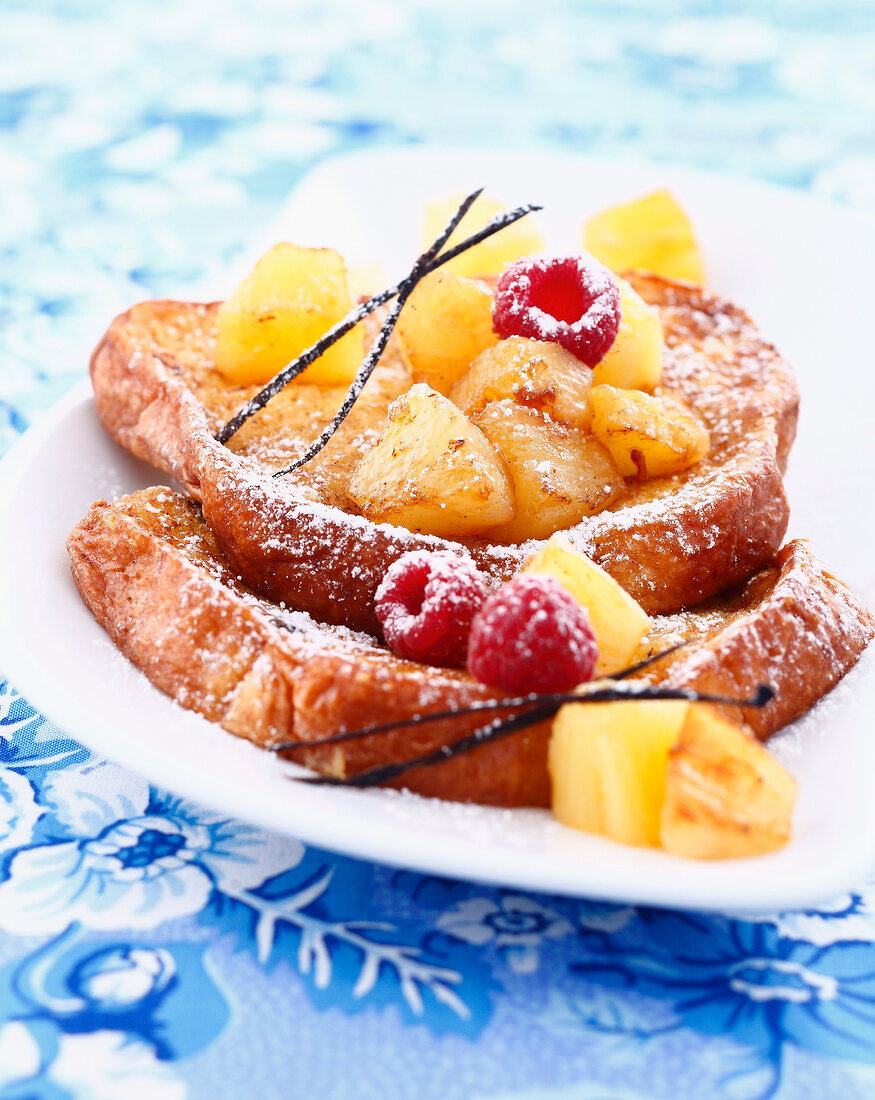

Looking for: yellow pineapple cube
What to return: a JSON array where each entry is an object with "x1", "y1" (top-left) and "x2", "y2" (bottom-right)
[
  {"x1": 590, "y1": 384, "x2": 710, "y2": 480},
  {"x1": 550, "y1": 700, "x2": 795, "y2": 857},
  {"x1": 452, "y1": 337, "x2": 593, "y2": 431},
  {"x1": 348, "y1": 383, "x2": 516, "y2": 538},
  {"x1": 215, "y1": 243, "x2": 364, "y2": 386},
  {"x1": 396, "y1": 271, "x2": 498, "y2": 396},
  {"x1": 593, "y1": 276, "x2": 664, "y2": 391},
  {"x1": 549, "y1": 699, "x2": 692, "y2": 847},
  {"x1": 584, "y1": 190, "x2": 704, "y2": 285},
  {"x1": 660, "y1": 707, "x2": 796, "y2": 859},
  {"x1": 423, "y1": 193, "x2": 545, "y2": 278},
  {"x1": 524, "y1": 534, "x2": 649, "y2": 675},
  {"x1": 474, "y1": 401, "x2": 624, "y2": 543}
]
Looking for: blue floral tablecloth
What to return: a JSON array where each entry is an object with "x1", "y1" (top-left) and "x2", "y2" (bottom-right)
[{"x1": 2, "y1": 2, "x2": 875, "y2": 1097}]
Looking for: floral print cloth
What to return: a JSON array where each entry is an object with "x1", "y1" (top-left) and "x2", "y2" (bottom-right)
[{"x1": 1, "y1": 2, "x2": 874, "y2": 1097}]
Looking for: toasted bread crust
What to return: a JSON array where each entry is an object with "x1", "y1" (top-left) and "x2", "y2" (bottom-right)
[
  {"x1": 641, "y1": 540, "x2": 875, "y2": 738},
  {"x1": 67, "y1": 488, "x2": 549, "y2": 806},
  {"x1": 67, "y1": 490, "x2": 872, "y2": 806},
  {"x1": 90, "y1": 275, "x2": 798, "y2": 631}
]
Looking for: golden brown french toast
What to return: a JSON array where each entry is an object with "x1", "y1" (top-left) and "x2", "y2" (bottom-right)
[
  {"x1": 66, "y1": 488, "x2": 872, "y2": 807},
  {"x1": 89, "y1": 273, "x2": 798, "y2": 633},
  {"x1": 639, "y1": 541, "x2": 875, "y2": 739}
]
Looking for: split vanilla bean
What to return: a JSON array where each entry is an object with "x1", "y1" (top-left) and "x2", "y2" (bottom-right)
[
  {"x1": 216, "y1": 191, "x2": 542, "y2": 451},
  {"x1": 270, "y1": 645, "x2": 693, "y2": 756},
  {"x1": 277, "y1": 682, "x2": 774, "y2": 790}
]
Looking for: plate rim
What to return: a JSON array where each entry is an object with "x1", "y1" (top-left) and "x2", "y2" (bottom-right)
[{"x1": 2, "y1": 148, "x2": 875, "y2": 913}]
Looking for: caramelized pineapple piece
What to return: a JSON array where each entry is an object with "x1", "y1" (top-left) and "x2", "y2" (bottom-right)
[
  {"x1": 452, "y1": 336, "x2": 593, "y2": 431},
  {"x1": 593, "y1": 276, "x2": 664, "y2": 391},
  {"x1": 474, "y1": 401, "x2": 624, "y2": 543},
  {"x1": 550, "y1": 700, "x2": 691, "y2": 847},
  {"x1": 584, "y1": 189, "x2": 704, "y2": 285},
  {"x1": 215, "y1": 243, "x2": 364, "y2": 386},
  {"x1": 550, "y1": 701, "x2": 795, "y2": 857},
  {"x1": 661, "y1": 707, "x2": 796, "y2": 859},
  {"x1": 422, "y1": 193, "x2": 545, "y2": 278},
  {"x1": 396, "y1": 271, "x2": 498, "y2": 395},
  {"x1": 349, "y1": 383, "x2": 515, "y2": 538},
  {"x1": 524, "y1": 534, "x2": 649, "y2": 675},
  {"x1": 590, "y1": 384, "x2": 710, "y2": 479}
]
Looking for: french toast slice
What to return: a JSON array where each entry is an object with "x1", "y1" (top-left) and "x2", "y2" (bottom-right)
[
  {"x1": 67, "y1": 488, "x2": 872, "y2": 807},
  {"x1": 90, "y1": 273, "x2": 798, "y2": 633}
]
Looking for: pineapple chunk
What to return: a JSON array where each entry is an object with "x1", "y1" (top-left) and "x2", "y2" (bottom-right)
[
  {"x1": 550, "y1": 700, "x2": 692, "y2": 847},
  {"x1": 590, "y1": 384, "x2": 710, "y2": 480},
  {"x1": 422, "y1": 193, "x2": 545, "y2": 278},
  {"x1": 215, "y1": 243, "x2": 364, "y2": 386},
  {"x1": 660, "y1": 707, "x2": 796, "y2": 859},
  {"x1": 524, "y1": 534, "x2": 649, "y2": 676},
  {"x1": 593, "y1": 276, "x2": 664, "y2": 391},
  {"x1": 584, "y1": 189, "x2": 704, "y2": 285},
  {"x1": 396, "y1": 270, "x2": 498, "y2": 396},
  {"x1": 550, "y1": 701, "x2": 795, "y2": 857},
  {"x1": 474, "y1": 401, "x2": 624, "y2": 543},
  {"x1": 348, "y1": 383, "x2": 515, "y2": 538},
  {"x1": 452, "y1": 336, "x2": 593, "y2": 431}
]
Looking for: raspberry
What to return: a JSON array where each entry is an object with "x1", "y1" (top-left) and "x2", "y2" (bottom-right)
[
  {"x1": 467, "y1": 574, "x2": 598, "y2": 694},
  {"x1": 492, "y1": 254, "x2": 621, "y2": 367},
  {"x1": 376, "y1": 550, "x2": 490, "y2": 667}
]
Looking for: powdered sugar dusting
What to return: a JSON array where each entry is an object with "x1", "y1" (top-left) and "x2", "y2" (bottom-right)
[
  {"x1": 96, "y1": 269, "x2": 799, "y2": 624},
  {"x1": 375, "y1": 549, "x2": 489, "y2": 666},
  {"x1": 468, "y1": 573, "x2": 597, "y2": 693},
  {"x1": 493, "y1": 253, "x2": 622, "y2": 365}
]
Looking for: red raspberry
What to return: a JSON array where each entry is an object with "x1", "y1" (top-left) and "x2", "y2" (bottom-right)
[
  {"x1": 492, "y1": 253, "x2": 621, "y2": 367},
  {"x1": 467, "y1": 574, "x2": 598, "y2": 694},
  {"x1": 376, "y1": 550, "x2": 490, "y2": 667}
]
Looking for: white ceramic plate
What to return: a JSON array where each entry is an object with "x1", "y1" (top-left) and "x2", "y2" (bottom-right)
[{"x1": 1, "y1": 148, "x2": 873, "y2": 913}]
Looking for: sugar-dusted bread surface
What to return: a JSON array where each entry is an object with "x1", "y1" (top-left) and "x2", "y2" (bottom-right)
[
  {"x1": 639, "y1": 540, "x2": 875, "y2": 739},
  {"x1": 67, "y1": 489, "x2": 872, "y2": 805},
  {"x1": 89, "y1": 273, "x2": 799, "y2": 632},
  {"x1": 66, "y1": 487, "x2": 549, "y2": 806}
]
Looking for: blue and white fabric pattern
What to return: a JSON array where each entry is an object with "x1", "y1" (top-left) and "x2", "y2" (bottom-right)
[{"x1": 4, "y1": 682, "x2": 875, "y2": 1097}]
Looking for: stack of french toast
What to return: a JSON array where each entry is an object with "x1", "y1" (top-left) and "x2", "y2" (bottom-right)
[{"x1": 67, "y1": 191, "x2": 874, "y2": 859}]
